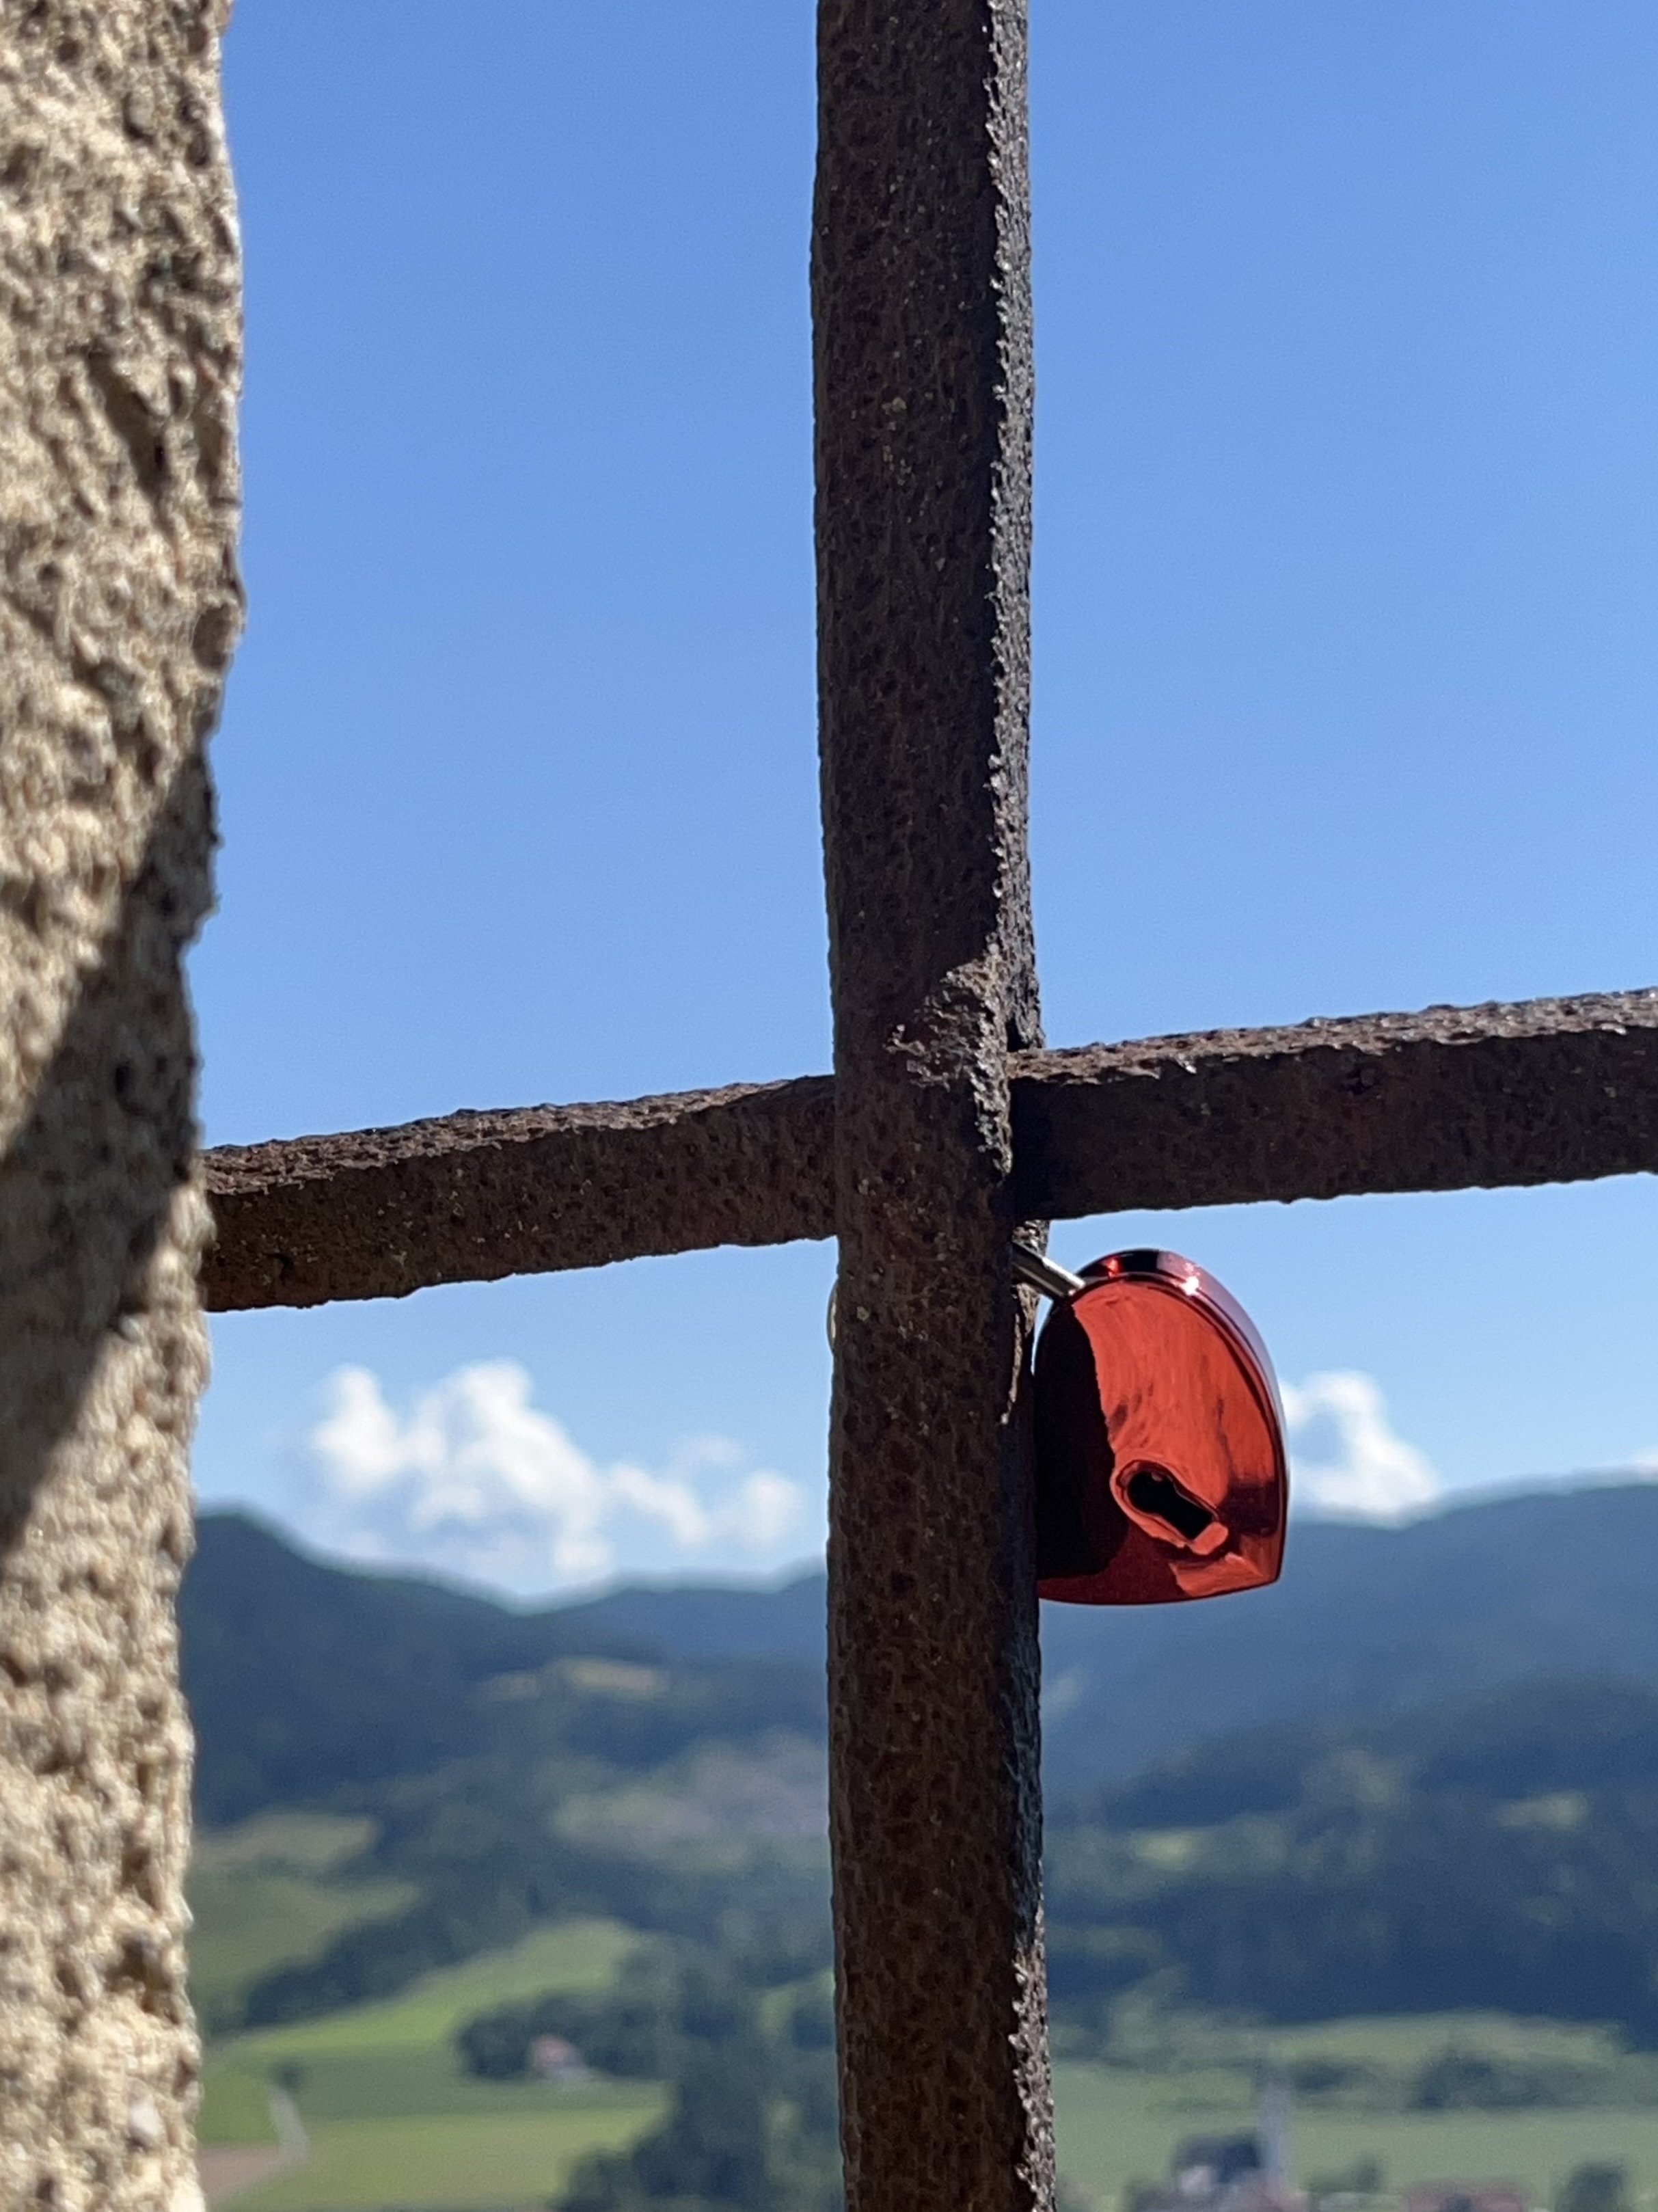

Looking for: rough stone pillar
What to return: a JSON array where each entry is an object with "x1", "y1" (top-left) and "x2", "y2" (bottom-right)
[{"x1": 0, "y1": 4, "x2": 241, "y2": 2206}]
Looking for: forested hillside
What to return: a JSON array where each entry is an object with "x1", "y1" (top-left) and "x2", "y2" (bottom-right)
[
  {"x1": 182, "y1": 1487, "x2": 1658, "y2": 2048},
  {"x1": 1046, "y1": 1675, "x2": 1658, "y2": 2045},
  {"x1": 186, "y1": 1484, "x2": 1658, "y2": 1814}
]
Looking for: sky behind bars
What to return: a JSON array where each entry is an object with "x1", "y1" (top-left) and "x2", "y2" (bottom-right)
[{"x1": 191, "y1": 1, "x2": 1658, "y2": 1596}]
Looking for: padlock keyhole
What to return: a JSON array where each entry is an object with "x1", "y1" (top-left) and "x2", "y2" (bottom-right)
[{"x1": 1121, "y1": 1462, "x2": 1218, "y2": 1546}]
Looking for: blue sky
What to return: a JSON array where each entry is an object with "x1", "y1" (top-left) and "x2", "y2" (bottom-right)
[{"x1": 192, "y1": 1, "x2": 1658, "y2": 1595}]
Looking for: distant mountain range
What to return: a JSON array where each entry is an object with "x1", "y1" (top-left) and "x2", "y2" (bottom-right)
[
  {"x1": 185, "y1": 1482, "x2": 1658, "y2": 1818},
  {"x1": 1042, "y1": 1670, "x2": 1658, "y2": 2042},
  {"x1": 182, "y1": 1484, "x2": 1658, "y2": 2042}
]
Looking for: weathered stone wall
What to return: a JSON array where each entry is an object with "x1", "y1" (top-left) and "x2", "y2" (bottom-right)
[{"x1": 0, "y1": 1, "x2": 241, "y2": 2204}]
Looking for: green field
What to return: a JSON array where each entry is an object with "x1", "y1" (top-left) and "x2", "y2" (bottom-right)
[
  {"x1": 192, "y1": 1824, "x2": 1658, "y2": 2212},
  {"x1": 189, "y1": 1813, "x2": 419, "y2": 2036},
  {"x1": 1057, "y1": 2065, "x2": 1658, "y2": 2209},
  {"x1": 203, "y1": 1981, "x2": 1658, "y2": 2212},
  {"x1": 201, "y1": 1917, "x2": 662, "y2": 2211},
  {"x1": 213, "y1": 1919, "x2": 637, "y2": 2081},
  {"x1": 203, "y1": 1917, "x2": 642, "y2": 2134},
  {"x1": 1054, "y1": 2014, "x2": 1658, "y2": 2212},
  {"x1": 226, "y1": 2102, "x2": 664, "y2": 2212},
  {"x1": 192, "y1": 1810, "x2": 664, "y2": 2209}
]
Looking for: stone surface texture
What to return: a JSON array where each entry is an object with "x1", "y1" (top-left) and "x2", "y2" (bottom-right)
[
  {"x1": 812, "y1": 3, "x2": 1054, "y2": 2207},
  {"x1": 0, "y1": 1, "x2": 240, "y2": 2204}
]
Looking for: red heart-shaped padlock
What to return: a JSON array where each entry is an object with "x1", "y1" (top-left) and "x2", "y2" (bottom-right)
[{"x1": 1033, "y1": 1249, "x2": 1288, "y2": 1606}]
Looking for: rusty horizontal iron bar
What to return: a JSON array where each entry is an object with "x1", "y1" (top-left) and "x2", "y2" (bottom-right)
[
  {"x1": 1011, "y1": 984, "x2": 1658, "y2": 1221},
  {"x1": 200, "y1": 985, "x2": 1658, "y2": 1311},
  {"x1": 200, "y1": 1075, "x2": 836, "y2": 1310}
]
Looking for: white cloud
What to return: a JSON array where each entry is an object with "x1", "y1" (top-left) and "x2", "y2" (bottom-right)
[
  {"x1": 735, "y1": 1470, "x2": 803, "y2": 1550},
  {"x1": 1281, "y1": 1369, "x2": 1439, "y2": 1522},
  {"x1": 1635, "y1": 1446, "x2": 1658, "y2": 1476},
  {"x1": 305, "y1": 1361, "x2": 808, "y2": 1594}
]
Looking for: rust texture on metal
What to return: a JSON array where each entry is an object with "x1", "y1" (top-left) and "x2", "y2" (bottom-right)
[
  {"x1": 200, "y1": 1075, "x2": 834, "y2": 1310},
  {"x1": 812, "y1": 1, "x2": 1054, "y2": 2207},
  {"x1": 200, "y1": 986, "x2": 1658, "y2": 1312},
  {"x1": 1013, "y1": 986, "x2": 1658, "y2": 1219}
]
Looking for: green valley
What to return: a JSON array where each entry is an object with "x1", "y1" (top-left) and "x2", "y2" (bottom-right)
[{"x1": 183, "y1": 1493, "x2": 1658, "y2": 2210}]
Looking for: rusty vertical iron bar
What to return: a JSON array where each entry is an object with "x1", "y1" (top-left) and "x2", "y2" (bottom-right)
[{"x1": 813, "y1": 3, "x2": 1053, "y2": 2207}]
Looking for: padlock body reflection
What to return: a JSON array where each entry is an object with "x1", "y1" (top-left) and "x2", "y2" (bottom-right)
[{"x1": 1035, "y1": 1250, "x2": 1288, "y2": 1606}]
